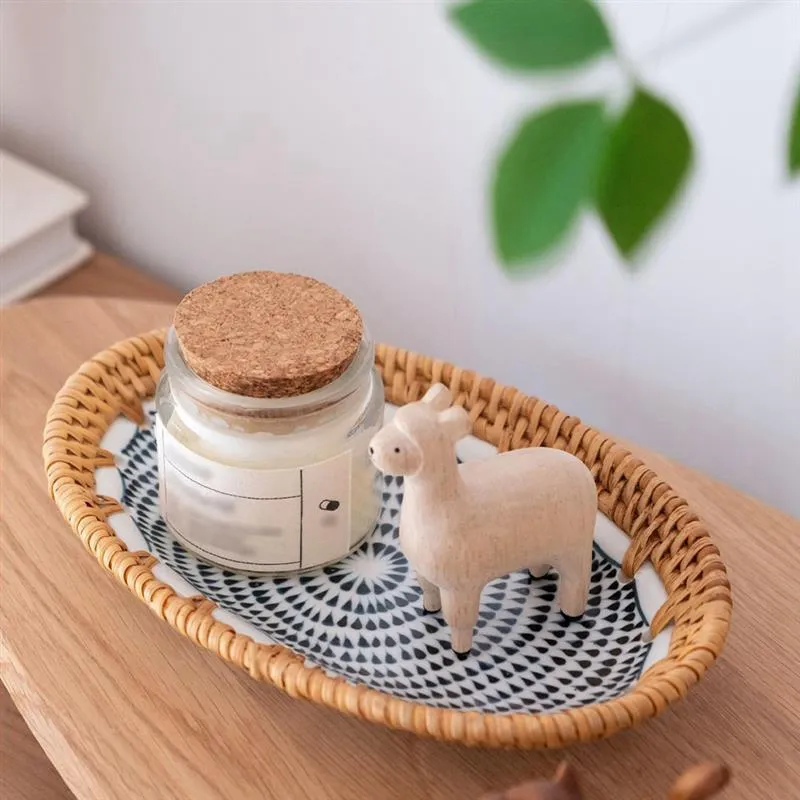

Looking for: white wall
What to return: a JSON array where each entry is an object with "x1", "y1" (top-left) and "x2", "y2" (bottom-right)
[{"x1": 2, "y1": 1, "x2": 798, "y2": 515}]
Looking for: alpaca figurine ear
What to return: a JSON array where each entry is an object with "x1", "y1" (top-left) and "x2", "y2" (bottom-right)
[
  {"x1": 437, "y1": 406, "x2": 471, "y2": 442},
  {"x1": 553, "y1": 762, "x2": 581, "y2": 799},
  {"x1": 421, "y1": 383, "x2": 452, "y2": 412}
]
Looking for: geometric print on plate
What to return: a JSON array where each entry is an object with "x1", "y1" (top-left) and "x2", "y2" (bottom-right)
[{"x1": 120, "y1": 411, "x2": 651, "y2": 714}]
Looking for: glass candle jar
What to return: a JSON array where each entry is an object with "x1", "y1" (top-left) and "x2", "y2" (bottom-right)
[{"x1": 154, "y1": 272, "x2": 384, "y2": 574}]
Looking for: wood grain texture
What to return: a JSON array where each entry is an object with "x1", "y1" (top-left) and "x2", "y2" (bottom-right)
[
  {"x1": 1, "y1": 255, "x2": 179, "y2": 800},
  {"x1": 1, "y1": 295, "x2": 798, "y2": 800},
  {"x1": 36, "y1": 251, "x2": 181, "y2": 303},
  {"x1": 0, "y1": 683, "x2": 74, "y2": 800}
]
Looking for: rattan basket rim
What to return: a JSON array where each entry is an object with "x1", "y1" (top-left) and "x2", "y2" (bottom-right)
[{"x1": 43, "y1": 329, "x2": 732, "y2": 749}]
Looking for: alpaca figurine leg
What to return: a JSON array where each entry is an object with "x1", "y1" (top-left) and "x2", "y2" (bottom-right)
[
  {"x1": 416, "y1": 574, "x2": 441, "y2": 613},
  {"x1": 441, "y1": 587, "x2": 482, "y2": 658},
  {"x1": 556, "y1": 551, "x2": 592, "y2": 620},
  {"x1": 529, "y1": 563, "x2": 552, "y2": 579}
]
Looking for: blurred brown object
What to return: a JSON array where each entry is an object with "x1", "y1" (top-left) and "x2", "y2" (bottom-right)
[
  {"x1": 669, "y1": 763, "x2": 731, "y2": 800},
  {"x1": 483, "y1": 761, "x2": 730, "y2": 800},
  {"x1": 481, "y1": 762, "x2": 581, "y2": 800}
]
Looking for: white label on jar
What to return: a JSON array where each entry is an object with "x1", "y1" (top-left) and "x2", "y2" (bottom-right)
[{"x1": 156, "y1": 418, "x2": 353, "y2": 573}]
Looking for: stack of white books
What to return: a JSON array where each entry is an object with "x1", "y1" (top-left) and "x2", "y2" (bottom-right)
[{"x1": 0, "y1": 150, "x2": 93, "y2": 305}]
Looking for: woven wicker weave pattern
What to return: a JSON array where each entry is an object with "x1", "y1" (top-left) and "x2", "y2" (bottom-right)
[{"x1": 43, "y1": 330, "x2": 732, "y2": 749}]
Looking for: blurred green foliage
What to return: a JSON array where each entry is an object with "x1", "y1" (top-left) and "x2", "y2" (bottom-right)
[
  {"x1": 789, "y1": 83, "x2": 800, "y2": 176},
  {"x1": 449, "y1": 0, "x2": 798, "y2": 272},
  {"x1": 494, "y1": 101, "x2": 607, "y2": 266}
]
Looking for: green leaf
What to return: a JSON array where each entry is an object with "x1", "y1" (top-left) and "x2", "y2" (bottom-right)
[
  {"x1": 450, "y1": 0, "x2": 613, "y2": 72},
  {"x1": 493, "y1": 101, "x2": 608, "y2": 267},
  {"x1": 595, "y1": 88, "x2": 693, "y2": 259},
  {"x1": 789, "y1": 78, "x2": 800, "y2": 175}
]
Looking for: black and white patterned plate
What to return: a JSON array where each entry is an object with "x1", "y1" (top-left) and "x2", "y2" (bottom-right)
[{"x1": 98, "y1": 403, "x2": 671, "y2": 714}]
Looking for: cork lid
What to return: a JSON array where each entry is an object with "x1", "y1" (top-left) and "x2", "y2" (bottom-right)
[{"x1": 173, "y1": 271, "x2": 364, "y2": 398}]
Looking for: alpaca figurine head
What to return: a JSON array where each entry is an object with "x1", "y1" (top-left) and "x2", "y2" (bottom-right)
[{"x1": 368, "y1": 383, "x2": 470, "y2": 476}]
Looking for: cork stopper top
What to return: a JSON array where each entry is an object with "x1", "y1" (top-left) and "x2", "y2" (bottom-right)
[{"x1": 173, "y1": 271, "x2": 364, "y2": 398}]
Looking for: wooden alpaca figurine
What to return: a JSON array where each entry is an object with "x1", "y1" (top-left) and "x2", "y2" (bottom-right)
[
  {"x1": 368, "y1": 384, "x2": 596, "y2": 656},
  {"x1": 480, "y1": 761, "x2": 730, "y2": 800}
]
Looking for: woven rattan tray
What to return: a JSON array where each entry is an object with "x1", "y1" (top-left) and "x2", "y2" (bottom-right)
[{"x1": 44, "y1": 331, "x2": 731, "y2": 748}]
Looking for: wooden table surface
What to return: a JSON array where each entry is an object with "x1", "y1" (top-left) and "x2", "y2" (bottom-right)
[{"x1": 1, "y1": 258, "x2": 798, "y2": 800}]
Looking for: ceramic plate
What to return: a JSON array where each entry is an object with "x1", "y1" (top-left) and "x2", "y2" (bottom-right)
[{"x1": 97, "y1": 403, "x2": 671, "y2": 715}]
